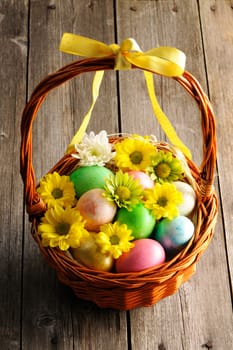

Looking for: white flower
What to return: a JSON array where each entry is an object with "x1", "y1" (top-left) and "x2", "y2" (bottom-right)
[{"x1": 72, "y1": 130, "x2": 115, "y2": 166}]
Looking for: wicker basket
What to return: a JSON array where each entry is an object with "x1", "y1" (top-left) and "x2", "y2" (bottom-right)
[{"x1": 20, "y1": 56, "x2": 218, "y2": 310}]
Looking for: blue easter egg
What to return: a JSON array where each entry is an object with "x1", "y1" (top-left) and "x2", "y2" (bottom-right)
[{"x1": 154, "y1": 216, "x2": 194, "y2": 253}]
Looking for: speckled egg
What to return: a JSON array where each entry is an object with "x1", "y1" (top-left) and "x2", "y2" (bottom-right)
[
  {"x1": 115, "y1": 203, "x2": 156, "y2": 239},
  {"x1": 154, "y1": 215, "x2": 195, "y2": 253},
  {"x1": 173, "y1": 181, "x2": 196, "y2": 216},
  {"x1": 76, "y1": 188, "x2": 117, "y2": 232},
  {"x1": 127, "y1": 171, "x2": 154, "y2": 189},
  {"x1": 70, "y1": 165, "x2": 113, "y2": 197},
  {"x1": 116, "y1": 238, "x2": 166, "y2": 273}
]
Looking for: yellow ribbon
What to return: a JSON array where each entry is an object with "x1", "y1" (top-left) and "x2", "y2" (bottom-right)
[
  {"x1": 60, "y1": 33, "x2": 191, "y2": 159},
  {"x1": 66, "y1": 70, "x2": 104, "y2": 154}
]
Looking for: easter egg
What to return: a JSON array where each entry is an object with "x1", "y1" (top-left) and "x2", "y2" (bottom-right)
[
  {"x1": 71, "y1": 233, "x2": 114, "y2": 272},
  {"x1": 127, "y1": 171, "x2": 154, "y2": 189},
  {"x1": 173, "y1": 181, "x2": 196, "y2": 216},
  {"x1": 154, "y1": 216, "x2": 195, "y2": 253},
  {"x1": 116, "y1": 239, "x2": 166, "y2": 273},
  {"x1": 76, "y1": 188, "x2": 117, "y2": 232},
  {"x1": 70, "y1": 165, "x2": 113, "y2": 197},
  {"x1": 115, "y1": 203, "x2": 156, "y2": 239}
]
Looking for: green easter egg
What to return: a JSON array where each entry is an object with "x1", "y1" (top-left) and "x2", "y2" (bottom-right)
[
  {"x1": 116, "y1": 203, "x2": 156, "y2": 239},
  {"x1": 70, "y1": 165, "x2": 113, "y2": 197}
]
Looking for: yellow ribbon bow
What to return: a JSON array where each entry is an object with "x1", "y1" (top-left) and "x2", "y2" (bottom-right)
[{"x1": 60, "y1": 33, "x2": 191, "y2": 159}]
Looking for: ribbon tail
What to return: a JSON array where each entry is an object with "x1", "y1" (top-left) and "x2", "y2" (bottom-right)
[
  {"x1": 66, "y1": 70, "x2": 105, "y2": 153},
  {"x1": 144, "y1": 71, "x2": 192, "y2": 159}
]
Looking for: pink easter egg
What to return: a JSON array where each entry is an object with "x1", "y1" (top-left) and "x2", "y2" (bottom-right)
[
  {"x1": 128, "y1": 171, "x2": 154, "y2": 189},
  {"x1": 116, "y1": 238, "x2": 166, "y2": 273},
  {"x1": 76, "y1": 188, "x2": 117, "y2": 232}
]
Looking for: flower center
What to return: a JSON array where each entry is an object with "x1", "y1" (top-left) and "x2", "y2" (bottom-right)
[
  {"x1": 110, "y1": 235, "x2": 120, "y2": 245},
  {"x1": 52, "y1": 188, "x2": 63, "y2": 199},
  {"x1": 155, "y1": 163, "x2": 171, "y2": 179},
  {"x1": 91, "y1": 149, "x2": 100, "y2": 156},
  {"x1": 129, "y1": 151, "x2": 143, "y2": 164},
  {"x1": 56, "y1": 222, "x2": 70, "y2": 235},
  {"x1": 116, "y1": 186, "x2": 131, "y2": 200},
  {"x1": 157, "y1": 196, "x2": 168, "y2": 207}
]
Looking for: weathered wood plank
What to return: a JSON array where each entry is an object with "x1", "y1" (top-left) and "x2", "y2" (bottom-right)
[
  {"x1": 199, "y1": 0, "x2": 233, "y2": 295},
  {"x1": 116, "y1": 0, "x2": 233, "y2": 349},
  {"x1": 21, "y1": 1, "x2": 127, "y2": 349},
  {"x1": 0, "y1": 1, "x2": 28, "y2": 349},
  {"x1": 21, "y1": 2, "x2": 75, "y2": 348}
]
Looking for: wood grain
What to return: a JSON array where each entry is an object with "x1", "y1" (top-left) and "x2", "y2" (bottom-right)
[
  {"x1": 0, "y1": 1, "x2": 28, "y2": 349},
  {"x1": 21, "y1": 1, "x2": 74, "y2": 347},
  {"x1": 0, "y1": 0, "x2": 232, "y2": 349},
  {"x1": 199, "y1": 0, "x2": 233, "y2": 291}
]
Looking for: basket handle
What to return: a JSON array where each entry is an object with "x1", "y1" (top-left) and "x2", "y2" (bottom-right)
[{"x1": 20, "y1": 57, "x2": 216, "y2": 217}]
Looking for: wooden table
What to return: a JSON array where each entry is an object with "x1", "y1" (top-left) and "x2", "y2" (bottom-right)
[{"x1": 1, "y1": 1, "x2": 233, "y2": 349}]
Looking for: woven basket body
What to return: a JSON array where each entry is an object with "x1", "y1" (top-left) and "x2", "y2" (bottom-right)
[{"x1": 20, "y1": 57, "x2": 218, "y2": 310}]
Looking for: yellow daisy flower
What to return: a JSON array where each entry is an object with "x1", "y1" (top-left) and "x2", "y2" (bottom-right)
[
  {"x1": 37, "y1": 172, "x2": 76, "y2": 209},
  {"x1": 147, "y1": 150, "x2": 183, "y2": 183},
  {"x1": 96, "y1": 222, "x2": 135, "y2": 259},
  {"x1": 114, "y1": 137, "x2": 157, "y2": 171},
  {"x1": 38, "y1": 206, "x2": 89, "y2": 251},
  {"x1": 144, "y1": 183, "x2": 183, "y2": 220},
  {"x1": 104, "y1": 170, "x2": 143, "y2": 210}
]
